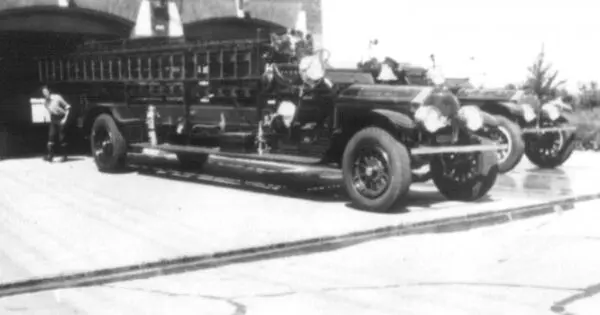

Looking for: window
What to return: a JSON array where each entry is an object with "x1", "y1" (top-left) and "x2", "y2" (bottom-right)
[
  {"x1": 209, "y1": 51, "x2": 222, "y2": 79},
  {"x1": 223, "y1": 51, "x2": 236, "y2": 78},
  {"x1": 159, "y1": 55, "x2": 170, "y2": 79},
  {"x1": 128, "y1": 57, "x2": 140, "y2": 80},
  {"x1": 84, "y1": 58, "x2": 94, "y2": 81},
  {"x1": 76, "y1": 59, "x2": 85, "y2": 80},
  {"x1": 195, "y1": 53, "x2": 209, "y2": 79},
  {"x1": 140, "y1": 56, "x2": 150, "y2": 79},
  {"x1": 172, "y1": 55, "x2": 183, "y2": 79},
  {"x1": 66, "y1": 60, "x2": 75, "y2": 81},
  {"x1": 150, "y1": 55, "x2": 160, "y2": 79}
]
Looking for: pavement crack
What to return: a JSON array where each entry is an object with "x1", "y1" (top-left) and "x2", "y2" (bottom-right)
[
  {"x1": 231, "y1": 281, "x2": 581, "y2": 301},
  {"x1": 104, "y1": 285, "x2": 247, "y2": 315},
  {"x1": 551, "y1": 281, "x2": 600, "y2": 314}
]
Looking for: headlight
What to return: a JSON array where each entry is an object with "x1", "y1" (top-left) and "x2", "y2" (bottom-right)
[
  {"x1": 521, "y1": 103, "x2": 536, "y2": 123},
  {"x1": 457, "y1": 105, "x2": 484, "y2": 131},
  {"x1": 277, "y1": 100, "x2": 297, "y2": 127},
  {"x1": 299, "y1": 55, "x2": 324, "y2": 83},
  {"x1": 414, "y1": 106, "x2": 449, "y2": 133},
  {"x1": 542, "y1": 103, "x2": 561, "y2": 121}
]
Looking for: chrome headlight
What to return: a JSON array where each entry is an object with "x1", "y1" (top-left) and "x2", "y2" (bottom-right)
[
  {"x1": 541, "y1": 103, "x2": 561, "y2": 121},
  {"x1": 414, "y1": 106, "x2": 449, "y2": 133},
  {"x1": 457, "y1": 105, "x2": 484, "y2": 131},
  {"x1": 277, "y1": 100, "x2": 297, "y2": 128},
  {"x1": 521, "y1": 103, "x2": 536, "y2": 123}
]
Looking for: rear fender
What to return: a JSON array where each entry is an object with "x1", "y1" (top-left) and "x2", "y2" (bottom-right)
[{"x1": 82, "y1": 104, "x2": 142, "y2": 138}]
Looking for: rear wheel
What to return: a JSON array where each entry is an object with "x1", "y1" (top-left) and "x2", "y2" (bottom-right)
[
  {"x1": 90, "y1": 114, "x2": 127, "y2": 172},
  {"x1": 342, "y1": 127, "x2": 412, "y2": 212},
  {"x1": 430, "y1": 138, "x2": 498, "y2": 201},
  {"x1": 489, "y1": 115, "x2": 524, "y2": 173}
]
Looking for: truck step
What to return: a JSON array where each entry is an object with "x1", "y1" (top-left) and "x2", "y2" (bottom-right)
[{"x1": 130, "y1": 142, "x2": 336, "y2": 173}]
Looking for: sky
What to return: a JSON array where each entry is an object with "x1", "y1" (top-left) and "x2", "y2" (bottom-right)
[{"x1": 321, "y1": 0, "x2": 599, "y2": 91}]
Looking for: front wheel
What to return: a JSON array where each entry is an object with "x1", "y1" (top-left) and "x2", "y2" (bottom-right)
[
  {"x1": 430, "y1": 139, "x2": 499, "y2": 201},
  {"x1": 524, "y1": 125, "x2": 576, "y2": 169},
  {"x1": 342, "y1": 127, "x2": 412, "y2": 212},
  {"x1": 488, "y1": 115, "x2": 525, "y2": 174},
  {"x1": 90, "y1": 114, "x2": 128, "y2": 172}
]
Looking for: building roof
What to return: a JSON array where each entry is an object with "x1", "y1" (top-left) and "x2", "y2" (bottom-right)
[
  {"x1": 245, "y1": 1, "x2": 303, "y2": 30},
  {"x1": 0, "y1": 0, "x2": 237, "y2": 24}
]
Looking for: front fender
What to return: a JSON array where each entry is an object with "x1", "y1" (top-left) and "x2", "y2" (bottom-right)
[
  {"x1": 479, "y1": 101, "x2": 522, "y2": 117},
  {"x1": 370, "y1": 109, "x2": 416, "y2": 130},
  {"x1": 480, "y1": 111, "x2": 499, "y2": 127}
]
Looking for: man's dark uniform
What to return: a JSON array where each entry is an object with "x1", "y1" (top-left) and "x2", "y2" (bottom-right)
[{"x1": 44, "y1": 93, "x2": 70, "y2": 162}]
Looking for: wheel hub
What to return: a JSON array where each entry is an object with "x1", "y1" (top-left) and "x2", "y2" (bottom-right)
[
  {"x1": 352, "y1": 147, "x2": 391, "y2": 199},
  {"x1": 442, "y1": 153, "x2": 478, "y2": 183}
]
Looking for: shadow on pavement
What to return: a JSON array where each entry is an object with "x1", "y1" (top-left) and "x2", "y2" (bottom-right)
[{"x1": 125, "y1": 154, "x2": 461, "y2": 214}]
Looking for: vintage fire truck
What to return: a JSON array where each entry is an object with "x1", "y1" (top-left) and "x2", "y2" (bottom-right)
[
  {"x1": 455, "y1": 88, "x2": 578, "y2": 170},
  {"x1": 357, "y1": 55, "x2": 578, "y2": 173},
  {"x1": 34, "y1": 25, "x2": 507, "y2": 212}
]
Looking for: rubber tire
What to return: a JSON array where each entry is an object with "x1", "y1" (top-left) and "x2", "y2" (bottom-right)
[
  {"x1": 492, "y1": 115, "x2": 525, "y2": 174},
  {"x1": 430, "y1": 138, "x2": 499, "y2": 201},
  {"x1": 525, "y1": 132, "x2": 577, "y2": 169},
  {"x1": 90, "y1": 114, "x2": 127, "y2": 172},
  {"x1": 342, "y1": 127, "x2": 412, "y2": 212},
  {"x1": 176, "y1": 153, "x2": 209, "y2": 171}
]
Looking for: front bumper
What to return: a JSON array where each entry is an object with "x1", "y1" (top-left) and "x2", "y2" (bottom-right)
[
  {"x1": 411, "y1": 143, "x2": 509, "y2": 155},
  {"x1": 522, "y1": 126, "x2": 577, "y2": 134}
]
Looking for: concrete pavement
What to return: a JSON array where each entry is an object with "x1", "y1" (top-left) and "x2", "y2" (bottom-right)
[
  {"x1": 0, "y1": 151, "x2": 598, "y2": 289},
  {"x1": 2, "y1": 195, "x2": 600, "y2": 314}
]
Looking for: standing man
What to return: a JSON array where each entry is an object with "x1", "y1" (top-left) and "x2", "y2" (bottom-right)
[{"x1": 42, "y1": 85, "x2": 71, "y2": 162}]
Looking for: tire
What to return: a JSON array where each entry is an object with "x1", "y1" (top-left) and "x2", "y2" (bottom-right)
[
  {"x1": 176, "y1": 153, "x2": 209, "y2": 171},
  {"x1": 525, "y1": 131, "x2": 576, "y2": 169},
  {"x1": 490, "y1": 115, "x2": 525, "y2": 174},
  {"x1": 430, "y1": 138, "x2": 499, "y2": 201},
  {"x1": 342, "y1": 127, "x2": 412, "y2": 212},
  {"x1": 90, "y1": 114, "x2": 127, "y2": 172}
]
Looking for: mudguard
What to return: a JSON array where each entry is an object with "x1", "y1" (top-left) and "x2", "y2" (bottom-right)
[
  {"x1": 480, "y1": 101, "x2": 523, "y2": 117},
  {"x1": 480, "y1": 111, "x2": 500, "y2": 127},
  {"x1": 370, "y1": 108, "x2": 416, "y2": 130},
  {"x1": 81, "y1": 103, "x2": 143, "y2": 134}
]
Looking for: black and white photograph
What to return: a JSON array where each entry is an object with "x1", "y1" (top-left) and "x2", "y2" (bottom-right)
[{"x1": 0, "y1": 0, "x2": 599, "y2": 314}]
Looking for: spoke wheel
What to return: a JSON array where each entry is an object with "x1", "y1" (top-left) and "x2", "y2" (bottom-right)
[
  {"x1": 90, "y1": 114, "x2": 127, "y2": 172},
  {"x1": 342, "y1": 127, "x2": 412, "y2": 212},
  {"x1": 431, "y1": 138, "x2": 499, "y2": 201},
  {"x1": 525, "y1": 120, "x2": 576, "y2": 169},
  {"x1": 488, "y1": 115, "x2": 524, "y2": 174},
  {"x1": 352, "y1": 147, "x2": 392, "y2": 200}
]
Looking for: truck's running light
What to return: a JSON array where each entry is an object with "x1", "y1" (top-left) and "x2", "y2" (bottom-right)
[
  {"x1": 457, "y1": 105, "x2": 484, "y2": 131},
  {"x1": 414, "y1": 106, "x2": 448, "y2": 133},
  {"x1": 542, "y1": 103, "x2": 561, "y2": 121},
  {"x1": 521, "y1": 103, "x2": 536, "y2": 122}
]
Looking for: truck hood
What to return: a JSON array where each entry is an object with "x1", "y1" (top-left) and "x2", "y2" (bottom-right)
[{"x1": 456, "y1": 88, "x2": 541, "y2": 107}]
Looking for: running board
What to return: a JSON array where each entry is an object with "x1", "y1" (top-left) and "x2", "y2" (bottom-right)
[
  {"x1": 522, "y1": 126, "x2": 577, "y2": 134},
  {"x1": 131, "y1": 142, "x2": 507, "y2": 160},
  {"x1": 411, "y1": 144, "x2": 508, "y2": 155},
  {"x1": 130, "y1": 143, "x2": 336, "y2": 173}
]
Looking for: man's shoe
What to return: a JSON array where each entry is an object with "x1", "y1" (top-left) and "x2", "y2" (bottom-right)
[
  {"x1": 59, "y1": 156, "x2": 68, "y2": 163},
  {"x1": 43, "y1": 155, "x2": 53, "y2": 162}
]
